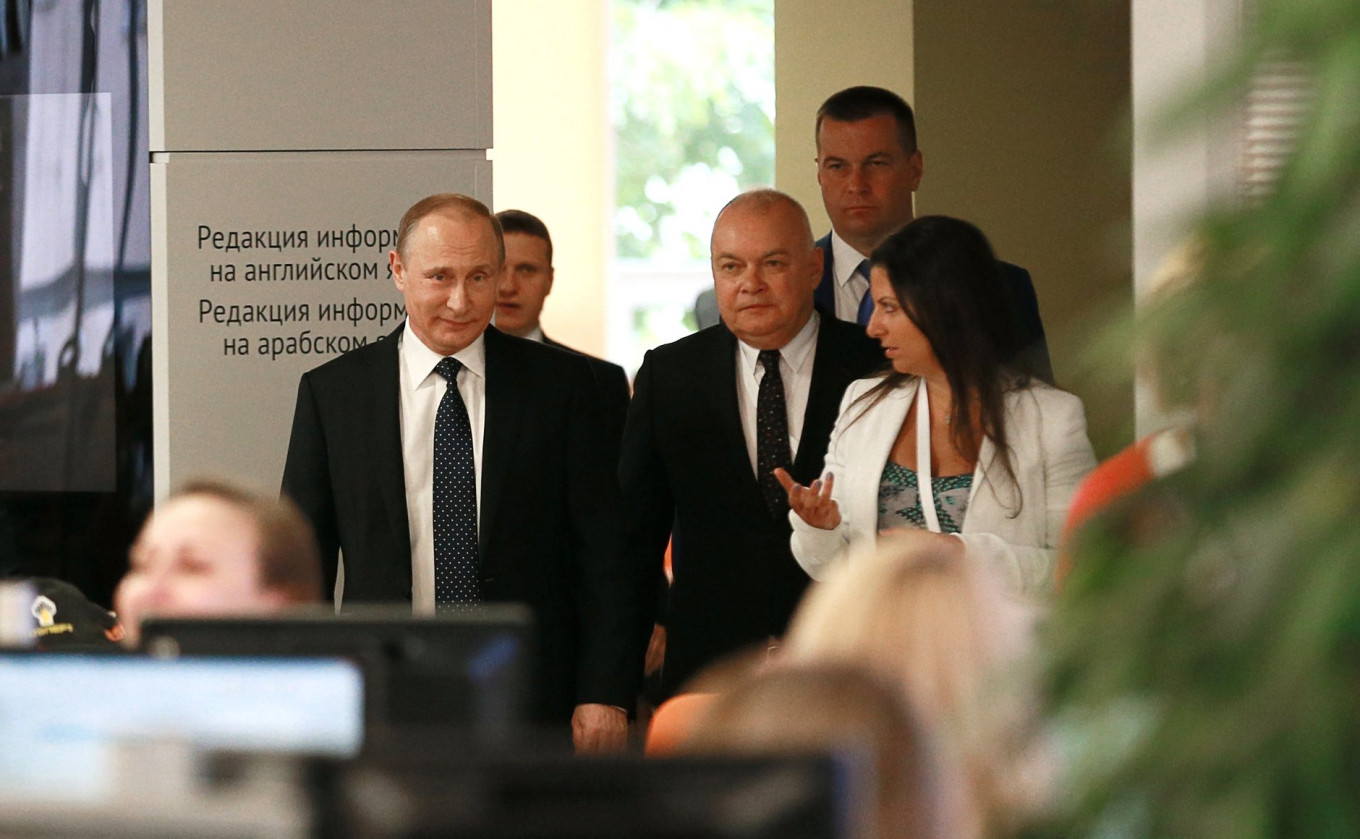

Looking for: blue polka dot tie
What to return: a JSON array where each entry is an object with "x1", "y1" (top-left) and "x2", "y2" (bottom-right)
[
  {"x1": 855, "y1": 259, "x2": 874, "y2": 326},
  {"x1": 433, "y1": 357, "x2": 480, "y2": 609},
  {"x1": 756, "y1": 349, "x2": 792, "y2": 519}
]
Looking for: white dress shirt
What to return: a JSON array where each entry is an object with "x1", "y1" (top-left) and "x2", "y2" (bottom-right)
[
  {"x1": 734, "y1": 312, "x2": 820, "y2": 475},
  {"x1": 829, "y1": 231, "x2": 873, "y2": 322},
  {"x1": 397, "y1": 322, "x2": 487, "y2": 614}
]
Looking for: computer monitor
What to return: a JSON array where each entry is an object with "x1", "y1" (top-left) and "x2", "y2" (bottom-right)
[
  {"x1": 0, "y1": 651, "x2": 365, "y2": 802},
  {"x1": 140, "y1": 605, "x2": 532, "y2": 743},
  {"x1": 309, "y1": 750, "x2": 867, "y2": 839}
]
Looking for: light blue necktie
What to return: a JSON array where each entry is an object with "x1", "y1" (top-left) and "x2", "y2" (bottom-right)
[{"x1": 855, "y1": 259, "x2": 874, "y2": 326}]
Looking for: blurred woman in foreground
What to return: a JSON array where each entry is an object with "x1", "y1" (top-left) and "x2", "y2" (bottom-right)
[
  {"x1": 114, "y1": 480, "x2": 322, "y2": 644},
  {"x1": 680, "y1": 662, "x2": 952, "y2": 839},
  {"x1": 785, "y1": 532, "x2": 1044, "y2": 838}
]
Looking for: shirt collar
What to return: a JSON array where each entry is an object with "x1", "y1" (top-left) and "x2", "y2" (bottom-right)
[
  {"x1": 399, "y1": 320, "x2": 487, "y2": 390},
  {"x1": 736, "y1": 310, "x2": 820, "y2": 376},
  {"x1": 523, "y1": 325, "x2": 545, "y2": 343},
  {"x1": 830, "y1": 230, "x2": 872, "y2": 288}
]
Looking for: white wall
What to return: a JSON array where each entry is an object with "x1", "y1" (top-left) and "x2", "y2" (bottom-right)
[
  {"x1": 491, "y1": 0, "x2": 612, "y2": 359},
  {"x1": 1132, "y1": 0, "x2": 1240, "y2": 434},
  {"x1": 149, "y1": 0, "x2": 493, "y2": 497}
]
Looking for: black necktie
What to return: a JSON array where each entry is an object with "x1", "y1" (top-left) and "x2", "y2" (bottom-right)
[
  {"x1": 855, "y1": 259, "x2": 874, "y2": 326},
  {"x1": 433, "y1": 357, "x2": 480, "y2": 608},
  {"x1": 756, "y1": 349, "x2": 793, "y2": 519}
]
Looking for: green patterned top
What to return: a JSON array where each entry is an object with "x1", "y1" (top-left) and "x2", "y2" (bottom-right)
[{"x1": 878, "y1": 461, "x2": 974, "y2": 534}]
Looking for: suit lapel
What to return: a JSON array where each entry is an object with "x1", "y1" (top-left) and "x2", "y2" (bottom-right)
[
  {"x1": 703, "y1": 328, "x2": 757, "y2": 485},
  {"x1": 373, "y1": 325, "x2": 412, "y2": 566},
  {"x1": 793, "y1": 319, "x2": 862, "y2": 481},
  {"x1": 848, "y1": 381, "x2": 913, "y2": 533},
  {"x1": 478, "y1": 328, "x2": 523, "y2": 555}
]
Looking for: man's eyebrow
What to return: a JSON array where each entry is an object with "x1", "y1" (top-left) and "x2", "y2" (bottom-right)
[
  {"x1": 425, "y1": 262, "x2": 499, "y2": 274},
  {"x1": 713, "y1": 248, "x2": 794, "y2": 262}
]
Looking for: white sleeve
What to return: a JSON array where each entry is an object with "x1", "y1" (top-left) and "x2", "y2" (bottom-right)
[{"x1": 960, "y1": 390, "x2": 1097, "y2": 594}]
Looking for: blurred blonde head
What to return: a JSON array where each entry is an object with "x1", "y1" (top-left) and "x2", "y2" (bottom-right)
[
  {"x1": 785, "y1": 531, "x2": 1033, "y2": 724},
  {"x1": 679, "y1": 663, "x2": 948, "y2": 839},
  {"x1": 784, "y1": 531, "x2": 1042, "y2": 836}
]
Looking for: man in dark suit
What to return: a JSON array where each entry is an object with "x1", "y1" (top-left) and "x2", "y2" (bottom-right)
[
  {"x1": 281, "y1": 194, "x2": 645, "y2": 752},
  {"x1": 620, "y1": 189, "x2": 882, "y2": 698},
  {"x1": 813, "y1": 85, "x2": 1052, "y2": 381},
  {"x1": 493, "y1": 209, "x2": 630, "y2": 458}
]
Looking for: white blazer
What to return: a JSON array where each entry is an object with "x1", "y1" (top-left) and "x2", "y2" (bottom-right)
[{"x1": 790, "y1": 376, "x2": 1097, "y2": 594}]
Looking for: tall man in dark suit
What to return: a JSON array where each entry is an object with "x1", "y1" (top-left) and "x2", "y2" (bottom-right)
[
  {"x1": 620, "y1": 190, "x2": 882, "y2": 697},
  {"x1": 493, "y1": 209, "x2": 630, "y2": 459},
  {"x1": 281, "y1": 194, "x2": 645, "y2": 753},
  {"x1": 813, "y1": 85, "x2": 1053, "y2": 381}
]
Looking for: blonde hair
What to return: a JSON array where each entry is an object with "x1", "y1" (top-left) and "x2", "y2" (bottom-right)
[
  {"x1": 784, "y1": 532, "x2": 1042, "y2": 836},
  {"x1": 680, "y1": 663, "x2": 946, "y2": 839}
]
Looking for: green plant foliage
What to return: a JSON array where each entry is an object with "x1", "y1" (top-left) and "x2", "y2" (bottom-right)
[
  {"x1": 1034, "y1": 3, "x2": 1360, "y2": 838},
  {"x1": 611, "y1": 0, "x2": 774, "y2": 261}
]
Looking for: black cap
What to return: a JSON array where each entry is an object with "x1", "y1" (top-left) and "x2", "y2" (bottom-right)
[{"x1": 27, "y1": 578, "x2": 124, "y2": 650}]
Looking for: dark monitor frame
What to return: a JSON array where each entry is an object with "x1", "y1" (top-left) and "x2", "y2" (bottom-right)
[
  {"x1": 139, "y1": 604, "x2": 533, "y2": 746},
  {"x1": 307, "y1": 749, "x2": 868, "y2": 839}
]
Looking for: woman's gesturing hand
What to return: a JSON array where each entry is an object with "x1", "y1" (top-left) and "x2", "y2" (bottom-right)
[{"x1": 774, "y1": 468, "x2": 841, "y2": 530}]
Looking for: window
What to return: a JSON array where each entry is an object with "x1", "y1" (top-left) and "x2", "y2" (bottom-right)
[{"x1": 608, "y1": 0, "x2": 774, "y2": 372}]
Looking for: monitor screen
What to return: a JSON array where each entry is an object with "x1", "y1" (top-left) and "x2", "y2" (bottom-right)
[
  {"x1": 1, "y1": 1, "x2": 153, "y2": 494},
  {"x1": 140, "y1": 605, "x2": 532, "y2": 742},
  {"x1": 0, "y1": 652, "x2": 365, "y2": 801}
]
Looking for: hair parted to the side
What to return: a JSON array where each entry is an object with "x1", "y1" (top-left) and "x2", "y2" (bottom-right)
[
  {"x1": 396, "y1": 193, "x2": 505, "y2": 263},
  {"x1": 854, "y1": 216, "x2": 1039, "y2": 504},
  {"x1": 495, "y1": 209, "x2": 554, "y2": 265},
  {"x1": 173, "y1": 480, "x2": 322, "y2": 603},
  {"x1": 816, "y1": 85, "x2": 918, "y2": 155}
]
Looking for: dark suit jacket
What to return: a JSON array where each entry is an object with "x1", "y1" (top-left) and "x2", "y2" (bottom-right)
[
  {"x1": 619, "y1": 318, "x2": 882, "y2": 697},
  {"x1": 813, "y1": 232, "x2": 1054, "y2": 383},
  {"x1": 281, "y1": 324, "x2": 647, "y2": 722},
  {"x1": 542, "y1": 334, "x2": 631, "y2": 466}
]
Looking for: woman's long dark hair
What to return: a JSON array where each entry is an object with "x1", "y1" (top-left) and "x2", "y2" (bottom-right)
[{"x1": 853, "y1": 216, "x2": 1042, "y2": 505}]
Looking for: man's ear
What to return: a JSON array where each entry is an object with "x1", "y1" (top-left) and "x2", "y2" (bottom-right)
[
  {"x1": 389, "y1": 249, "x2": 406, "y2": 291},
  {"x1": 907, "y1": 149, "x2": 925, "y2": 191},
  {"x1": 808, "y1": 245, "x2": 826, "y2": 291},
  {"x1": 544, "y1": 267, "x2": 555, "y2": 297}
]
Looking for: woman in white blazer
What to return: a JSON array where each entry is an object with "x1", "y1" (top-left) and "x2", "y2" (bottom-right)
[{"x1": 777, "y1": 217, "x2": 1096, "y2": 595}]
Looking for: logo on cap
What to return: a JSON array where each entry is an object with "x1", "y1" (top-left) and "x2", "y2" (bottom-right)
[{"x1": 31, "y1": 595, "x2": 57, "y2": 628}]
